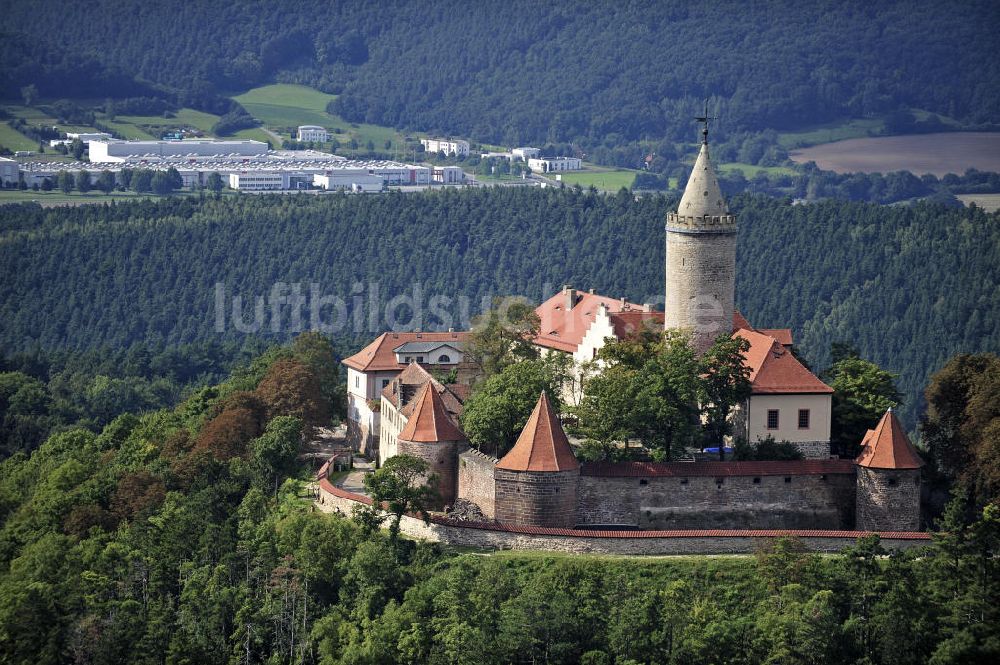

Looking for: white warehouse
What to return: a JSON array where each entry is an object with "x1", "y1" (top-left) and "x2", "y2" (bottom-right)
[
  {"x1": 297, "y1": 125, "x2": 329, "y2": 142},
  {"x1": 528, "y1": 156, "x2": 582, "y2": 172},
  {"x1": 421, "y1": 138, "x2": 470, "y2": 157},
  {"x1": 90, "y1": 139, "x2": 269, "y2": 163}
]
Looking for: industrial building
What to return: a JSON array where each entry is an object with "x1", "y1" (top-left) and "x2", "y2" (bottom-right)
[
  {"x1": 421, "y1": 138, "x2": 470, "y2": 157},
  {"x1": 89, "y1": 139, "x2": 269, "y2": 163},
  {"x1": 297, "y1": 125, "x2": 330, "y2": 142},
  {"x1": 7, "y1": 151, "x2": 446, "y2": 193},
  {"x1": 528, "y1": 156, "x2": 582, "y2": 172}
]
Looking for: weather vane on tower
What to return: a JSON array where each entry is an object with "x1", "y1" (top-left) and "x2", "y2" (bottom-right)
[{"x1": 694, "y1": 99, "x2": 716, "y2": 145}]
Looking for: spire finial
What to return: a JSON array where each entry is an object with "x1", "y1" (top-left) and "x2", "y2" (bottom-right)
[{"x1": 694, "y1": 98, "x2": 717, "y2": 145}]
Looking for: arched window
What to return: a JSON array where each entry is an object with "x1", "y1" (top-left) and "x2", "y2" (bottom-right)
[{"x1": 438, "y1": 354, "x2": 451, "y2": 363}]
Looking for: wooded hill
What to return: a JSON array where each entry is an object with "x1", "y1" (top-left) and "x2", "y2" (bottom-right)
[
  {"x1": 1, "y1": 335, "x2": 998, "y2": 664},
  {"x1": 1, "y1": 189, "x2": 997, "y2": 428},
  {"x1": 3, "y1": 0, "x2": 998, "y2": 146}
]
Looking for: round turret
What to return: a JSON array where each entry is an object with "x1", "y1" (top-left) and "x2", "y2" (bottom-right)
[
  {"x1": 854, "y1": 409, "x2": 924, "y2": 531},
  {"x1": 664, "y1": 140, "x2": 737, "y2": 354},
  {"x1": 396, "y1": 382, "x2": 467, "y2": 508},
  {"x1": 494, "y1": 392, "x2": 579, "y2": 528}
]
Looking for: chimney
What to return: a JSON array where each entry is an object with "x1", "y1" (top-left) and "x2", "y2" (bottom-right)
[
  {"x1": 588, "y1": 288, "x2": 595, "y2": 294},
  {"x1": 563, "y1": 285, "x2": 576, "y2": 310}
]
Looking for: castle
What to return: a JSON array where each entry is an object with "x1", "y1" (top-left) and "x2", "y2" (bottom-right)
[{"x1": 340, "y1": 123, "x2": 924, "y2": 534}]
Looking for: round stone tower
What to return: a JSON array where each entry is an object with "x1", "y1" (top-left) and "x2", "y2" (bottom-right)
[
  {"x1": 396, "y1": 382, "x2": 467, "y2": 509},
  {"x1": 494, "y1": 392, "x2": 580, "y2": 528},
  {"x1": 665, "y1": 122, "x2": 737, "y2": 354},
  {"x1": 855, "y1": 408, "x2": 924, "y2": 531}
]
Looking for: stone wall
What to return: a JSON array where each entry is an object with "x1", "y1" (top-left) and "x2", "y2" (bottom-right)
[
  {"x1": 664, "y1": 227, "x2": 737, "y2": 354},
  {"x1": 578, "y1": 471, "x2": 856, "y2": 530},
  {"x1": 398, "y1": 438, "x2": 466, "y2": 509},
  {"x1": 495, "y1": 468, "x2": 579, "y2": 528},
  {"x1": 458, "y1": 449, "x2": 497, "y2": 519},
  {"x1": 316, "y1": 480, "x2": 928, "y2": 554},
  {"x1": 793, "y1": 441, "x2": 833, "y2": 459},
  {"x1": 856, "y1": 467, "x2": 921, "y2": 531}
]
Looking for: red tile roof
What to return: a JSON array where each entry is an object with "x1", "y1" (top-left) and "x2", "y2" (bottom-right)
[
  {"x1": 735, "y1": 328, "x2": 833, "y2": 394},
  {"x1": 534, "y1": 289, "x2": 630, "y2": 352},
  {"x1": 733, "y1": 310, "x2": 793, "y2": 345},
  {"x1": 733, "y1": 310, "x2": 753, "y2": 331},
  {"x1": 582, "y1": 459, "x2": 855, "y2": 477},
  {"x1": 497, "y1": 392, "x2": 580, "y2": 472},
  {"x1": 856, "y1": 409, "x2": 924, "y2": 469},
  {"x1": 342, "y1": 331, "x2": 469, "y2": 372},
  {"x1": 757, "y1": 328, "x2": 793, "y2": 346},
  {"x1": 609, "y1": 310, "x2": 665, "y2": 339},
  {"x1": 398, "y1": 382, "x2": 466, "y2": 443}
]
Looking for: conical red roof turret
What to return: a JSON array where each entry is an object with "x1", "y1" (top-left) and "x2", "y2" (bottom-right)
[
  {"x1": 855, "y1": 408, "x2": 924, "y2": 469},
  {"x1": 497, "y1": 392, "x2": 579, "y2": 472},
  {"x1": 398, "y1": 382, "x2": 466, "y2": 443}
]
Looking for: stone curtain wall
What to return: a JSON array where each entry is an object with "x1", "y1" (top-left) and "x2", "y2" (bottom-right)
[
  {"x1": 856, "y1": 467, "x2": 921, "y2": 531},
  {"x1": 458, "y1": 449, "x2": 497, "y2": 518},
  {"x1": 495, "y1": 468, "x2": 579, "y2": 528},
  {"x1": 578, "y1": 472, "x2": 856, "y2": 530},
  {"x1": 316, "y1": 479, "x2": 929, "y2": 554}
]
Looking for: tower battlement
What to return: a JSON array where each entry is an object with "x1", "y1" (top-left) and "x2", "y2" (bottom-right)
[{"x1": 666, "y1": 211, "x2": 737, "y2": 234}]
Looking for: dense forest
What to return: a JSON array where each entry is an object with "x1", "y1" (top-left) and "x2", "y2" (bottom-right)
[
  {"x1": 3, "y1": 1, "x2": 999, "y2": 147},
  {"x1": 1, "y1": 337, "x2": 997, "y2": 664},
  {"x1": 0, "y1": 189, "x2": 997, "y2": 429}
]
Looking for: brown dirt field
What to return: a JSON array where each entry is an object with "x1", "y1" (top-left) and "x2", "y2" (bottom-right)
[{"x1": 790, "y1": 132, "x2": 1000, "y2": 176}]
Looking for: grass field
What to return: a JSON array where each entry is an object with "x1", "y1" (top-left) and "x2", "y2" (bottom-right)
[
  {"x1": 553, "y1": 168, "x2": 640, "y2": 191},
  {"x1": 0, "y1": 190, "x2": 162, "y2": 207},
  {"x1": 957, "y1": 193, "x2": 1000, "y2": 212},
  {"x1": 232, "y1": 84, "x2": 407, "y2": 153},
  {"x1": 778, "y1": 117, "x2": 885, "y2": 150},
  {"x1": 0, "y1": 123, "x2": 39, "y2": 152},
  {"x1": 718, "y1": 162, "x2": 797, "y2": 177}
]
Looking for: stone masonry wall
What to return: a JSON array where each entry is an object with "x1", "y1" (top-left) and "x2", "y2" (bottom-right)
[
  {"x1": 664, "y1": 228, "x2": 737, "y2": 354},
  {"x1": 458, "y1": 449, "x2": 497, "y2": 519},
  {"x1": 578, "y1": 472, "x2": 856, "y2": 530},
  {"x1": 316, "y1": 481, "x2": 928, "y2": 554},
  {"x1": 856, "y1": 467, "x2": 921, "y2": 531},
  {"x1": 495, "y1": 469, "x2": 579, "y2": 528},
  {"x1": 397, "y1": 439, "x2": 466, "y2": 509},
  {"x1": 794, "y1": 441, "x2": 833, "y2": 459}
]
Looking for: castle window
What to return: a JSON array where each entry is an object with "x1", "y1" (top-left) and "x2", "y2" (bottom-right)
[
  {"x1": 767, "y1": 410, "x2": 780, "y2": 430},
  {"x1": 784, "y1": 476, "x2": 792, "y2": 483},
  {"x1": 680, "y1": 478, "x2": 688, "y2": 485},
  {"x1": 715, "y1": 478, "x2": 724, "y2": 486},
  {"x1": 753, "y1": 477, "x2": 761, "y2": 484},
  {"x1": 639, "y1": 479, "x2": 648, "y2": 486},
  {"x1": 798, "y1": 409, "x2": 810, "y2": 429},
  {"x1": 888, "y1": 477, "x2": 898, "y2": 487}
]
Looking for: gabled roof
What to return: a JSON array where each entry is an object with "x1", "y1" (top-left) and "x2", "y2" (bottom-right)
[
  {"x1": 393, "y1": 341, "x2": 463, "y2": 354},
  {"x1": 342, "y1": 331, "x2": 469, "y2": 372},
  {"x1": 734, "y1": 328, "x2": 833, "y2": 394},
  {"x1": 856, "y1": 409, "x2": 924, "y2": 470},
  {"x1": 534, "y1": 288, "x2": 637, "y2": 353},
  {"x1": 609, "y1": 310, "x2": 665, "y2": 339},
  {"x1": 732, "y1": 310, "x2": 792, "y2": 346},
  {"x1": 381, "y1": 362, "x2": 466, "y2": 419},
  {"x1": 497, "y1": 392, "x2": 579, "y2": 472},
  {"x1": 398, "y1": 382, "x2": 466, "y2": 443}
]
